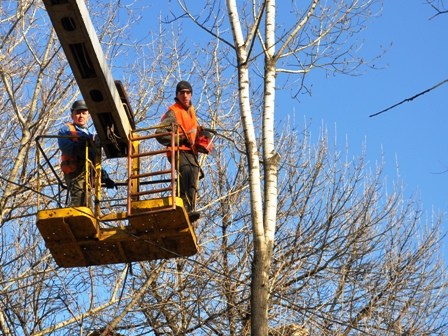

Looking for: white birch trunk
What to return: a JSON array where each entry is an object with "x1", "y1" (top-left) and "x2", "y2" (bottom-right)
[
  {"x1": 226, "y1": 0, "x2": 274, "y2": 334},
  {"x1": 251, "y1": 0, "x2": 279, "y2": 334}
]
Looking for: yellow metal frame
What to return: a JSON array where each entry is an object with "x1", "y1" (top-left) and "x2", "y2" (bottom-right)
[
  {"x1": 35, "y1": 125, "x2": 198, "y2": 267},
  {"x1": 36, "y1": 197, "x2": 197, "y2": 267}
]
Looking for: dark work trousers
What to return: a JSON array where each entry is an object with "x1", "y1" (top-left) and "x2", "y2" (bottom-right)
[
  {"x1": 178, "y1": 150, "x2": 200, "y2": 212},
  {"x1": 64, "y1": 164, "x2": 93, "y2": 207}
]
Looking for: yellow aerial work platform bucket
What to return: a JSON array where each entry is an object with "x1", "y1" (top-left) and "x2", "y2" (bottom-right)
[
  {"x1": 36, "y1": 124, "x2": 202, "y2": 267},
  {"x1": 37, "y1": 197, "x2": 198, "y2": 268}
]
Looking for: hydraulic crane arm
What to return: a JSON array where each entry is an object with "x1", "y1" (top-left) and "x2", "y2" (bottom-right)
[
  {"x1": 42, "y1": 0, "x2": 134, "y2": 158},
  {"x1": 38, "y1": 0, "x2": 201, "y2": 267}
]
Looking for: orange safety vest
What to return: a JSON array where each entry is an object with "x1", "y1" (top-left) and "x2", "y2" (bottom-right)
[
  {"x1": 166, "y1": 102, "x2": 199, "y2": 154},
  {"x1": 60, "y1": 123, "x2": 79, "y2": 174}
]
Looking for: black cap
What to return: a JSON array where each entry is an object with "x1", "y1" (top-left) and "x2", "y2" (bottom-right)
[
  {"x1": 71, "y1": 100, "x2": 88, "y2": 111},
  {"x1": 176, "y1": 81, "x2": 193, "y2": 94}
]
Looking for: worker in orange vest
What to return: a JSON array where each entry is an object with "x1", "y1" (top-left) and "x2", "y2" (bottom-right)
[
  {"x1": 58, "y1": 100, "x2": 115, "y2": 206},
  {"x1": 156, "y1": 81, "x2": 203, "y2": 222}
]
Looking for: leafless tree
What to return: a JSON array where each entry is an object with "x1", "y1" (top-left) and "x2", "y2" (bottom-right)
[
  {"x1": 0, "y1": 1, "x2": 447, "y2": 335},
  {"x1": 0, "y1": 1, "x2": 197, "y2": 335},
  {"x1": 172, "y1": 0, "x2": 389, "y2": 334}
]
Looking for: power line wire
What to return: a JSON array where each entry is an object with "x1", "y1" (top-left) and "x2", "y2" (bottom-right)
[{"x1": 369, "y1": 78, "x2": 448, "y2": 117}]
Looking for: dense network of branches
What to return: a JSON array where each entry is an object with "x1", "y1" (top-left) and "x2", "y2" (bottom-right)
[{"x1": 0, "y1": 1, "x2": 447, "y2": 335}]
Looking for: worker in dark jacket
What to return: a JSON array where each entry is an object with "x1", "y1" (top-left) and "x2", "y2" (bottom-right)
[
  {"x1": 156, "y1": 81, "x2": 202, "y2": 222},
  {"x1": 58, "y1": 100, "x2": 115, "y2": 206}
]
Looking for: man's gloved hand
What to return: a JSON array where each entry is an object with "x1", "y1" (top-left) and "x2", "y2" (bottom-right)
[{"x1": 101, "y1": 169, "x2": 117, "y2": 189}]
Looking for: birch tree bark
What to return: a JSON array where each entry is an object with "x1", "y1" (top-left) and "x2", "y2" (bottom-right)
[
  {"x1": 1, "y1": 1, "x2": 447, "y2": 335},
  {"x1": 226, "y1": 0, "x2": 269, "y2": 334}
]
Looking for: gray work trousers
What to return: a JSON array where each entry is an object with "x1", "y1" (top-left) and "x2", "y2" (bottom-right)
[
  {"x1": 178, "y1": 151, "x2": 199, "y2": 212},
  {"x1": 64, "y1": 166, "x2": 89, "y2": 207}
]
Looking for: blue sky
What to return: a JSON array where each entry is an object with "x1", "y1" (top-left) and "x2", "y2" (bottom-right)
[
  {"x1": 296, "y1": 0, "x2": 448, "y2": 218},
  {"x1": 130, "y1": 1, "x2": 447, "y2": 227}
]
